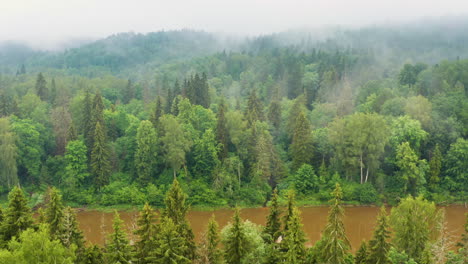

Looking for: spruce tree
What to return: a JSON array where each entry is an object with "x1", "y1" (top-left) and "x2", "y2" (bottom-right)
[
  {"x1": 216, "y1": 99, "x2": 229, "y2": 160},
  {"x1": 82, "y1": 90, "x2": 93, "y2": 153},
  {"x1": 355, "y1": 241, "x2": 368, "y2": 264},
  {"x1": 84, "y1": 245, "x2": 105, "y2": 264},
  {"x1": 264, "y1": 188, "x2": 282, "y2": 243},
  {"x1": 320, "y1": 183, "x2": 351, "y2": 264},
  {"x1": 44, "y1": 187, "x2": 65, "y2": 240},
  {"x1": 135, "y1": 120, "x2": 158, "y2": 185},
  {"x1": 91, "y1": 121, "x2": 111, "y2": 190},
  {"x1": 368, "y1": 206, "x2": 391, "y2": 264},
  {"x1": 282, "y1": 207, "x2": 307, "y2": 264},
  {"x1": 61, "y1": 206, "x2": 86, "y2": 262},
  {"x1": 224, "y1": 208, "x2": 248, "y2": 264},
  {"x1": 105, "y1": 211, "x2": 133, "y2": 264},
  {"x1": 428, "y1": 144, "x2": 442, "y2": 190},
  {"x1": 150, "y1": 217, "x2": 190, "y2": 264},
  {"x1": 50, "y1": 78, "x2": 57, "y2": 105},
  {"x1": 283, "y1": 189, "x2": 296, "y2": 233},
  {"x1": 35, "y1": 72, "x2": 48, "y2": 101},
  {"x1": 134, "y1": 203, "x2": 157, "y2": 264},
  {"x1": 161, "y1": 179, "x2": 196, "y2": 260},
  {"x1": 268, "y1": 100, "x2": 282, "y2": 130},
  {"x1": 123, "y1": 79, "x2": 134, "y2": 104},
  {"x1": 197, "y1": 215, "x2": 223, "y2": 264},
  {"x1": 291, "y1": 111, "x2": 313, "y2": 171},
  {"x1": 245, "y1": 90, "x2": 264, "y2": 127},
  {"x1": 150, "y1": 96, "x2": 163, "y2": 129},
  {"x1": 0, "y1": 186, "x2": 34, "y2": 243}
]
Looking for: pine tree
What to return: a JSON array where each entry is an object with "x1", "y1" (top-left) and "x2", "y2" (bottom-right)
[
  {"x1": 264, "y1": 188, "x2": 282, "y2": 243},
  {"x1": 216, "y1": 99, "x2": 229, "y2": 160},
  {"x1": 35, "y1": 72, "x2": 48, "y2": 101},
  {"x1": 268, "y1": 100, "x2": 282, "y2": 130},
  {"x1": 91, "y1": 121, "x2": 111, "y2": 190},
  {"x1": 428, "y1": 144, "x2": 442, "y2": 190},
  {"x1": 0, "y1": 186, "x2": 34, "y2": 243},
  {"x1": 82, "y1": 90, "x2": 93, "y2": 153},
  {"x1": 161, "y1": 179, "x2": 196, "y2": 260},
  {"x1": 224, "y1": 208, "x2": 248, "y2": 264},
  {"x1": 320, "y1": 183, "x2": 351, "y2": 264},
  {"x1": 291, "y1": 111, "x2": 313, "y2": 171},
  {"x1": 283, "y1": 189, "x2": 296, "y2": 233},
  {"x1": 150, "y1": 217, "x2": 190, "y2": 264},
  {"x1": 150, "y1": 96, "x2": 163, "y2": 129},
  {"x1": 368, "y1": 206, "x2": 391, "y2": 264},
  {"x1": 105, "y1": 211, "x2": 133, "y2": 263},
  {"x1": 44, "y1": 187, "x2": 65, "y2": 240},
  {"x1": 355, "y1": 241, "x2": 368, "y2": 264},
  {"x1": 134, "y1": 203, "x2": 157, "y2": 264},
  {"x1": 245, "y1": 90, "x2": 264, "y2": 127},
  {"x1": 197, "y1": 215, "x2": 223, "y2": 264},
  {"x1": 282, "y1": 207, "x2": 307, "y2": 264},
  {"x1": 135, "y1": 120, "x2": 158, "y2": 185}
]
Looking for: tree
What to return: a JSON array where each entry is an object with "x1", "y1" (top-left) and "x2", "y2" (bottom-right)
[
  {"x1": 160, "y1": 115, "x2": 192, "y2": 178},
  {"x1": 428, "y1": 144, "x2": 442, "y2": 190},
  {"x1": 161, "y1": 179, "x2": 196, "y2": 260},
  {"x1": 64, "y1": 140, "x2": 89, "y2": 189},
  {"x1": 281, "y1": 207, "x2": 307, "y2": 264},
  {"x1": 368, "y1": 206, "x2": 391, "y2": 264},
  {"x1": 223, "y1": 208, "x2": 248, "y2": 264},
  {"x1": 293, "y1": 164, "x2": 319, "y2": 195},
  {"x1": 264, "y1": 188, "x2": 282, "y2": 243},
  {"x1": 268, "y1": 100, "x2": 282, "y2": 130},
  {"x1": 320, "y1": 183, "x2": 351, "y2": 264},
  {"x1": 395, "y1": 142, "x2": 427, "y2": 195},
  {"x1": 0, "y1": 118, "x2": 18, "y2": 188},
  {"x1": 283, "y1": 189, "x2": 296, "y2": 233},
  {"x1": 150, "y1": 96, "x2": 163, "y2": 129},
  {"x1": 91, "y1": 121, "x2": 111, "y2": 190},
  {"x1": 355, "y1": 241, "x2": 368, "y2": 264},
  {"x1": 44, "y1": 187, "x2": 65, "y2": 240},
  {"x1": 61, "y1": 207, "x2": 85, "y2": 259},
  {"x1": 291, "y1": 111, "x2": 313, "y2": 171},
  {"x1": 444, "y1": 138, "x2": 468, "y2": 195},
  {"x1": 215, "y1": 100, "x2": 229, "y2": 160},
  {"x1": 150, "y1": 217, "x2": 190, "y2": 264},
  {"x1": 82, "y1": 90, "x2": 93, "y2": 153},
  {"x1": 135, "y1": 120, "x2": 158, "y2": 185},
  {"x1": 245, "y1": 90, "x2": 264, "y2": 127},
  {"x1": 51, "y1": 106, "x2": 72, "y2": 155},
  {"x1": 0, "y1": 186, "x2": 34, "y2": 243},
  {"x1": 134, "y1": 203, "x2": 157, "y2": 264},
  {"x1": 123, "y1": 79, "x2": 135, "y2": 104},
  {"x1": 50, "y1": 78, "x2": 57, "y2": 105},
  {"x1": 105, "y1": 211, "x2": 133, "y2": 264},
  {"x1": 83, "y1": 245, "x2": 104, "y2": 264},
  {"x1": 35, "y1": 72, "x2": 48, "y2": 101},
  {"x1": 0, "y1": 225, "x2": 76, "y2": 264},
  {"x1": 390, "y1": 196, "x2": 442, "y2": 263},
  {"x1": 191, "y1": 129, "x2": 220, "y2": 180},
  {"x1": 197, "y1": 215, "x2": 223, "y2": 264}
]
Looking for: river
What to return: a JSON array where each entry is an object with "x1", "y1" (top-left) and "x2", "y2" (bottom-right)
[{"x1": 76, "y1": 205, "x2": 467, "y2": 250}]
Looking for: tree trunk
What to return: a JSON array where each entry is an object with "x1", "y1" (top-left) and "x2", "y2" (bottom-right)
[
  {"x1": 360, "y1": 153, "x2": 364, "y2": 184},
  {"x1": 365, "y1": 168, "x2": 369, "y2": 183}
]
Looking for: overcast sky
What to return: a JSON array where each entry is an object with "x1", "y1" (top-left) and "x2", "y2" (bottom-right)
[{"x1": 1, "y1": 0, "x2": 467, "y2": 49}]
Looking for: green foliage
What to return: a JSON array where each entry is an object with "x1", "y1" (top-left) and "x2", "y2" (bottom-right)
[
  {"x1": 223, "y1": 208, "x2": 248, "y2": 264},
  {"x1": 354, "y1": 241, "x2": 368, "y2": 264},
  {"x1": 281, "y1": 207, "x2": 307, "y2": 264},
  {"x1": 150, "y1": 217, "x2": 191, "y2": 264},
  {"x1": 395, "y1": 142, "x2": 428, "y2": 195},
  {"x1": 368, "y1": 206, "x2": 391, "y2": 264},
  {"x1": 134, "y1": 203, "x2": 157, "y2": 264},
  {"x1": 160, "y1": 115, "x2": 192, "y2": 177},
  {"x1": 0, "y1": 186, "x2": 34, "y2": 243},
  {"x1": 0, "y1": 118, "x2": 18, "y2": 188},
  {"x1": 197, "y1": 215, "x2": 223, "y2": 264},
  {"x1": 135, "y1": 120, "x2": 158, "y2": 185},
  {"x1": 44, "y1": 187, "x2": 65, "y2": 240},
  {"x1": 293, "y1": 164, "x2": 319, "y2": 195},
  {"x1": 263, "y1": 188, "x2": 281, "y2": 243},
  {"x1": 105, "y1": 211, "x2": 133, "y2": 263},
  {"x1": 291, "y1": 111, "x2": 313, "y2": 171},
  {"x1": 91, "y1": 121, "x2": 111, "y2": 190}
]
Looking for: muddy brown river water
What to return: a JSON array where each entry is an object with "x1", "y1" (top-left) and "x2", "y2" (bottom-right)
[{"x1": 76, "y1": 205, "x2": 467, "y2": 250}]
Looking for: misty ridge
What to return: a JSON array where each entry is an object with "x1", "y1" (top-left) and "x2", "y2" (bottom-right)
[{"x1": 1, "y1": 16, "x2": 468, "y2": 76}]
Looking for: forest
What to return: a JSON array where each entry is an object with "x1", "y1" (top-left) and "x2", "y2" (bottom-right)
[{"x1": 0, "y1": 19, "x2": 467, "y2": 263}]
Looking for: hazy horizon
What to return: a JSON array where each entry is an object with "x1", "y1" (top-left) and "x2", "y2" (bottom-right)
[{"x1": 1, "y1": 0, "x2": 468, "y2": 50}]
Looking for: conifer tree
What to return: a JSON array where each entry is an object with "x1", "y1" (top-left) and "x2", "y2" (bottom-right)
[
  {"x1": 105, "y1": 211, "x2": 133, "y2": 264},
  {"x1": 0, "y1": 117, "x2": 18, "y2": 189},
  {"x1": 291, "y1": 111, "x2": 313, "y2": 171},
  {"x1": 264, "y1": 188, "x2": 282, "y2": 243},
  {"x1": 150, "y1": 96, "x2": 163, "y2": 129},
  {"x1": 268, "y1": 100, "x2": 282, "y2": 130},
  {"x1": 216, "y1": 99, "x2": 229, "y2": 160},
  {"x1": 135, "y1": 120, "x2": 158, "y2": 185},
  {"x1": 355, "y1": 241, "x2": 368, "y2": 264},
  {"x1": 150, "y1": 217, "x2": 190, "y2": 264},
  {"x1": 320, "y1": 183, "x2": 351, "y2": 264},
  {"x1": 67, "y1": 122, "x2": 78, "y2": 142},
  {"x1": 0, "y1": 186, "x2": 34, "y2": 243},
  {"x1": 50, "y1": 78, "x2": 57, "y2": 105},
  {"x1": 224, "y1": 208, "x2": 248, "y2": 264},
  {"x1": 161, "y1": 179, "x2": 196, "y2": 260},
  {"x1": 282, "y1": 207, "x2": 307, "y2": 264},
  {"x1": 91, "y1": 121, "x2": 111, "y2": 190},
  {"x1": 61, "y1": 206, "x2": 86, "y2": 262},
  {"x1": 199, "y1": 72, "x2": 210, "y2": 108},
  {"x1": 35, "y1": 72, "x2": 48, "y2": 101},
  {"x1": 428, "y1": 144, "x2": 442, "y2": 190},
  {"x1": 82, "y1": 90, "x2": 93, "y2": 153},
  {"x1": 197, "y1": 215, "x2": 223, "y2": 264},
  {"x1": 286, "y1": 95, "x2": 306, "y2": 139},
  {"x1": 134, "y1": 203, "x2": 157, "y2": 264},
  {"x1": 368, "y1": 206, "x2": 391, "y2": 264},
  {"x1": 45, "y1": 187, "x2": 65, "y2": 240},
  {"x1": 123, "y1": 79, "x2": 134, "y2": 104},
  {"x1": 84, "y1": 245, "x2": 105, "y2": 264},
  {"x1": 282, "y1": 190, "x2": 297, "y2": 233},
  {"x1": 245, "y1": 90, "x2": 264, "y2": 127}
]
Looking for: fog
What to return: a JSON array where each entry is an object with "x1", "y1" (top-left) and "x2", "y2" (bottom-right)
[{"x1": 1, "y1": 0, "x2": 467, "y2": 50}]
